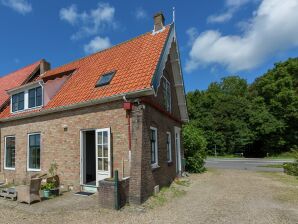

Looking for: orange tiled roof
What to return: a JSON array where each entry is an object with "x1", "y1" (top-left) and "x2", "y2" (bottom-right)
[
  {"x1": 0, "y1": 25, "x2": 172, "y2": 119},
  {"x1": 0, "y1": 61, "x2": 40, "y2": 108}
]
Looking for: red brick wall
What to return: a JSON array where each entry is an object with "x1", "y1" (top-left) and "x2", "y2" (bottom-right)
[
  {"x1": 0, "y1": 101, "x2": 130, "y2": 190},
  {"x1": 129, "y1": 55, "x2": 184, "y2": 204}
]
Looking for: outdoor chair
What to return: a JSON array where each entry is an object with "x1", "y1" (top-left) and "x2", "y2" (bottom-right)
[{"x1": 16, "y1": 178, "x2": 42, "y2": 204}]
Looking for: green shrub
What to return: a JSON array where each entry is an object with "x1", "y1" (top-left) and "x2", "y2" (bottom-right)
[
  {"x1": 284, "y1": 148, "x2": 298, "y2": 176},
  {"x1": 186, "y1": 150, "x2": 206, "y2": 173},
  {"x1": 183, "y1": 124, "x2": 207, "y2": 173}
]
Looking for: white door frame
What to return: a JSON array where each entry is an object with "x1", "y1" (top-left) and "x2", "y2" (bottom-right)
[
  {"x1": 175, "y1": 127, "x2": 182, "y2": 175},
  {"x1": 80, "y1": 128, "x2": 111, "y2": 187},
  {"x1": 80, "y1": 129, "x2": 96, "y2": 186},
  {"x1": 95, "y1": 128, "x2": 111, "y2": 186}
]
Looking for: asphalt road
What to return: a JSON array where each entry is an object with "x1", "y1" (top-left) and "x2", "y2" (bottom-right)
[{"x1": 205, "y1": 158, "x2": 294, "y2": 172}]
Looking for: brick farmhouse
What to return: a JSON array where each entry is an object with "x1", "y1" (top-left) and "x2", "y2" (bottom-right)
[{"x1": 0, "y1": 13, "x2": 188, "y2": 204}]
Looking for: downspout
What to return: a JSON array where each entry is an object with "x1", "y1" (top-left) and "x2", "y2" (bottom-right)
[{"x1": 122, "y1": 96, "x2": 133, "y2": 179}]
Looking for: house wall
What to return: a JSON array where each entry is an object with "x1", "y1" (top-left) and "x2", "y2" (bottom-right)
[
  {"x1": 0, "y1": 101, "x2": 130, "y2": 190},
  {"x1": 129, "y1": 55, "x2": 184, "y2": 204}
]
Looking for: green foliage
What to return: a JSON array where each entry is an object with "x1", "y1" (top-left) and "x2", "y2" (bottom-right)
[
  {"x1": 41, "y1": 182, "x2": 55, "y2": 191},
  {"x1": 284, "y1": 148, "x2": 298, "y2": 176},
  {"x1": 182, "y1": 124, "x2": 207, "y2": 173},
  {"x1": 187, "y1": 58, "x2": 298, "y2": 157}
]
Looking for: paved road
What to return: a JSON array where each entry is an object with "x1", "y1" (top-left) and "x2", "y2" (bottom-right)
[{"x1": 205, "y1": 158, "x2": 293, "y2": 172}]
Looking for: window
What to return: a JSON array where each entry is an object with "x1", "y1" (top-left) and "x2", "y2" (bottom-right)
[
  {"x1": 162, "y1": 78, "x2": 171, "y2": 112},
  {"x1": 150, "y1": 127, "x2": 158, "y2": 167},
  {"x1": 166, "y1": 132, "x2": 172, "y2": 162},
  {"x1": 28, "y1": 86, "x2": 42, "y2": 108},
  {"x1": 12, "y1": 92, "x2": 24, "y2": 112},
  {"x1": 28, "y1": 133, "x2": 41, "y2": 171},
  {"x1": 95, "y1": 71, "x2": 116, "y2": 87},
  {"x1": 5, "y1": 136, "x2": 15, "y2": 169}
]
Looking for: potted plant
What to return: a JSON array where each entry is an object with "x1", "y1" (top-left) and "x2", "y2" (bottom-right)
[
  {"x1": 47, "y1": 161, "x2": 60, "y2": 196},
  {"x1": 41, "y1": 182, "x2": 55, "y2": 198}
]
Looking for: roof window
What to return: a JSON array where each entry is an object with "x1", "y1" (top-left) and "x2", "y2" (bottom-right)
[{"x1": 95, "y1": 71, "x2": 116, "y2": 87}]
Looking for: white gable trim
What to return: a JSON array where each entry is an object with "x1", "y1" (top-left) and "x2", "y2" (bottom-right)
[{"x1": 151, "y1": 24, "x2": 189, "y2": 122}]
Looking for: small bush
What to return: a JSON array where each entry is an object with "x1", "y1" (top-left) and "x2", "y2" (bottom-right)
[
  {"x1": 186, "y1": 151, "x2": 206, "y2": 173},
  {"x1": 183, "y1": 124, "x2": 207, "y2": 173},
  {"x1": 284, "y1": 148, "x2": 298, "y2": 176},
  {"x1": 284, "y1": 163, "x2": 298, "y2": 176}
]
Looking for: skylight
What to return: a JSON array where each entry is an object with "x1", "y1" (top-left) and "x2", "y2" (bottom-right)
[{"x1": 95, "y1": 71, "x2": 116, "y2": 87}]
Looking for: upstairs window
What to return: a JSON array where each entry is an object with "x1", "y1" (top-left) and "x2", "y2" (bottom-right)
[
  {"x1": 162, "y1": 77, "x2": 171, "y2": 113},
  {"x1": 29, "y1": 86, "x2": 42, "y2": 108},
  {"x1": 95, "y1": 71, "x2": 116, "y2": 87},
  {"x1": 12, "y1": 92, "x2": 24, "y2": 112}
]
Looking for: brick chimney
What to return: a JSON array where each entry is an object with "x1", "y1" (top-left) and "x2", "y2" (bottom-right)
[
  {"x1": 153, "y1": 12, "x2": 165, "y2": 33},
  {"x1": 40, "y1": 59, "x2": 51, "y2": 74}
]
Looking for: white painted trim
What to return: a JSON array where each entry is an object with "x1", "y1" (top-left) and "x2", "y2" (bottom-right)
[
  {"x1": 150, "y1": 126, "x2": 158, "y2": 168},
  {"x1": 96, "y1": 128, "x2": 111, "y2": 186},
  {"x1": 10, "y1": 83, "x2": 44, "y2": 114},
  {"x1": 166, "y1": 131, "x2": 172, "y2": 162},
  {"x1": 27, "y1": 132, "x2": 41, "y2": 172},
  {"x1": 174, "y1": 127, "x2": 182, "y2": 175},
  {"x1": 4, "y1": 135, "x2": 16, "y2": 170}
]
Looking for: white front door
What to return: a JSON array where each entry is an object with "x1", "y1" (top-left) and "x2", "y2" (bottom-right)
[
  {"x1": 175, "y1": 127, "x2": 182, "y2": 175},
  {"x1": 96, "y1": 128, "x2": 111, "y2": 186}
]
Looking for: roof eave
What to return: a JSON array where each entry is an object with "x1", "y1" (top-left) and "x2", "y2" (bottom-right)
[{"x1": 0, "y1": 87, "x2": 154, "y2": 122}]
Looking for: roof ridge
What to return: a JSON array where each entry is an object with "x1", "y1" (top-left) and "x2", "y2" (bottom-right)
[
  {"x1": 48, "y1": 25, "x2": 172, "y2": 73},
  {"x1": 0, "y1": 60, "x2": 42, "y2": 80}
]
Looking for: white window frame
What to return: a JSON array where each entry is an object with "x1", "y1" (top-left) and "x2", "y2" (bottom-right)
[
  {"x1": 27, "y1": 132, "x2": 41, "y2": 172},
  {"x1": 28, "y1": 86, "x2": 43, "y2": 109},
  {"x1": 163, "y1": 77, "x2": 171, "y2": 113},
  {"x1": 10, "y1": 83, "x2": 44, "y2": 114},
  {"x1": 150, "y1": 127, "x2": 159, "y2": 168},
  {"x1": 4, "y1": 135, "x2": 16, "y2": 170},
  {"x1": 166, "y1": 132, "x2": 172, "y2": 162}
]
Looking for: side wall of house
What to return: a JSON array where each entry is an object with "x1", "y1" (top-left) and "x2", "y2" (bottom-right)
[
  {"x1": 0, "y1": 101, "x2": 130, "y2": 189},
  {"x1": 130, "y1": 55, "x2": 185, "y2": 203}
]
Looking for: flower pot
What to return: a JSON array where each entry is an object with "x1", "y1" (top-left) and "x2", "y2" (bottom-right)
[{"x1": 43, "y1": 190, "x2": 51, "y2": 198}]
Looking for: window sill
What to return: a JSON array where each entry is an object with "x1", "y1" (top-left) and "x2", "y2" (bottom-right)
[
  {"x1": 4, "y1": 167, "x2": 15, "y2": 171},
  {"x1": 27, "y1": 169, "x2": 41, "y2": 172},
  {"x1": 151, "y1": 164, "x2": 160, "y2": 171}
]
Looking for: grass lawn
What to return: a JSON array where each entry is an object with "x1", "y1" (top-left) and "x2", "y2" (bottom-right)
[
  {"x1": 265, "y1": 151, "x2": 296, "y2": 160},
  {"x1": 257, "y1": 164, "x2": 284, "y2": 168}
]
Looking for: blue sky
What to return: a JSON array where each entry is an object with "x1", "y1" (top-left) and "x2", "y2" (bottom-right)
[{"x1": 0, "y1": 0, "x2": 298, "y2": 91}]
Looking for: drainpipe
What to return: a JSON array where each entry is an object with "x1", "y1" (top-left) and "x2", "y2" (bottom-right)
[{"x1": 122, "y1": 96, "x2": 133, "y2": 178}]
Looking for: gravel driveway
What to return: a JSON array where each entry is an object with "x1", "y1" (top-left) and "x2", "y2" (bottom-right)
[{"x1": 1, "y1": 169, "x2": 297, "y2": 224}]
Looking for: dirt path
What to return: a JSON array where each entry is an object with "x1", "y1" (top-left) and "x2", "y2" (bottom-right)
[{"x1": 1, "y1": 169, "x2": 298, "y2": 224}]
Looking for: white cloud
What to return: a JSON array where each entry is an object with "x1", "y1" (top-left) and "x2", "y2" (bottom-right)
[
  {"x1": 207, "y1": 11, "x2": 234, "y2": 23},
  {"x1": 207, "y1": 0, "x2": 251, "y2": 23},
  {"x1": 60, "y1": 2, "x2": 115, "y2": 40},
  {"x1": 186, "y1": 0, "x2": 298, "y2": 73},
  {"x1": 1, "y1": 0, "x2": 32, "y2": 15},
  {"x1": 135, "y1": 7, "x2": 147, "y2": 19},
  {"x1": 84, "y1": 36, "x2": 112, "y2": 54}
]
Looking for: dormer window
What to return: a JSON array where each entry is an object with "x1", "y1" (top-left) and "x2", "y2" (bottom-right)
[
  {"x1": 95, "y1": 71, "x2": 115, "y2": 87},
  {"x1": 29, "y1": 86, "x2": 42, "y2": 108},
  {"x1": 12, "y1": 92, "x2": 25, "y2": 112},
  {"x1": 10, "y1": 83, "x2": 44, "y2": 113}
]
